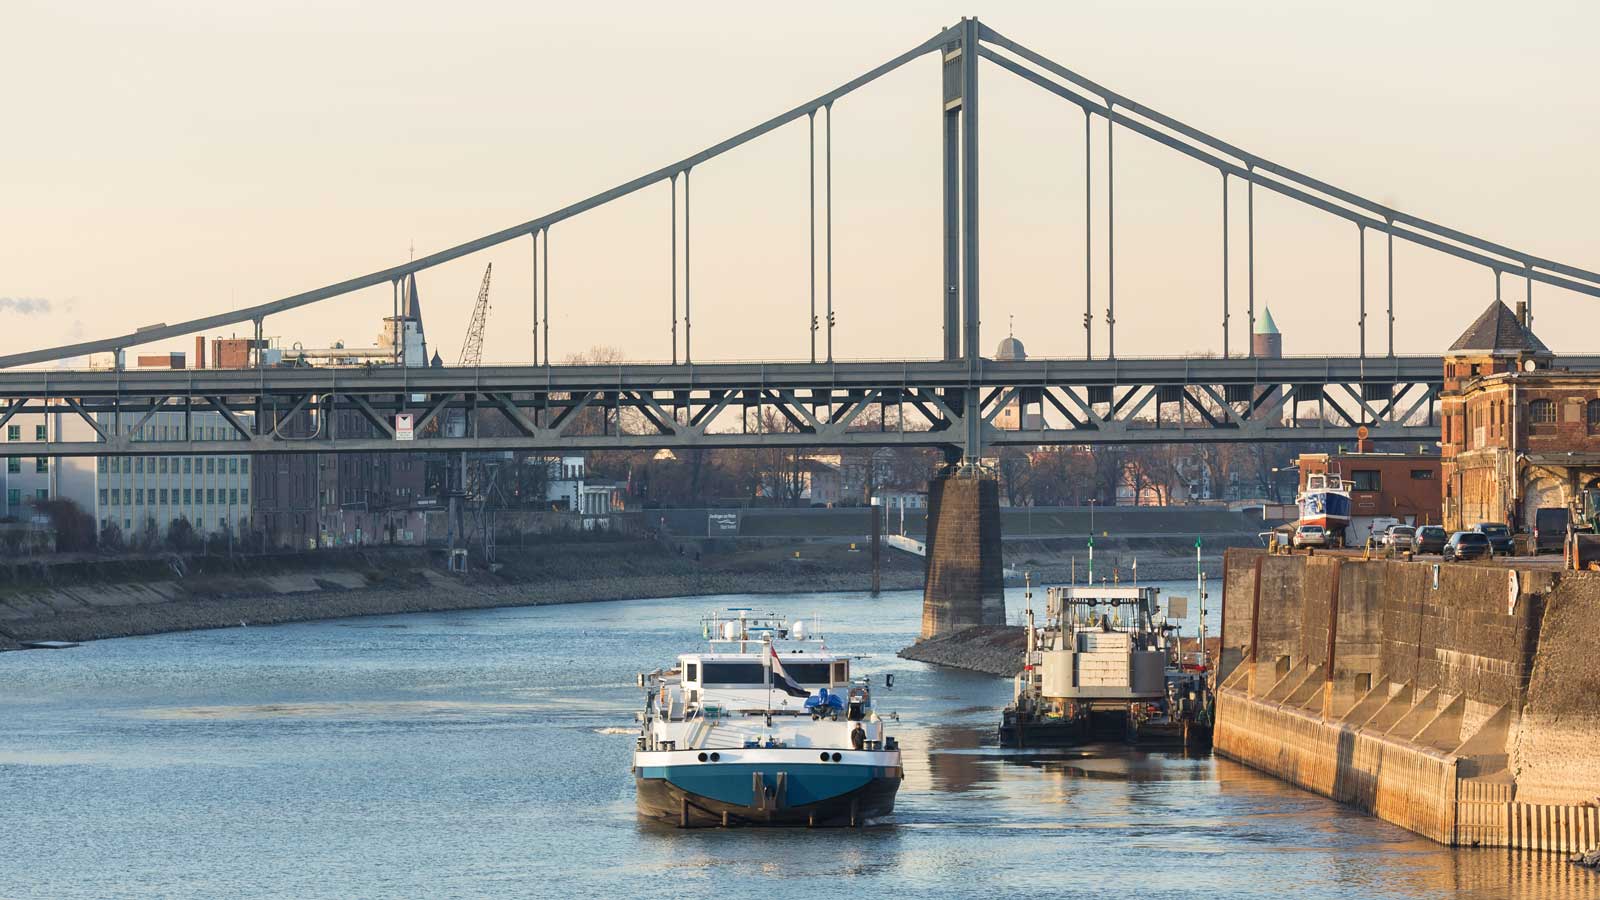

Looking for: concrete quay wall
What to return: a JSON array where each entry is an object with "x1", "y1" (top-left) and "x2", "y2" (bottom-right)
[
  {"x1": 1216, "y1": 550, "x2": 1600, "y2": 853},
  {"x1": 1215, "y1": 689, "x2": 1459, "y2": 843}
]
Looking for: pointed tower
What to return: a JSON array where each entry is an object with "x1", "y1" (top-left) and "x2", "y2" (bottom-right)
[
  {"x1": 1252, "y1": 307, "x2": 1282, "y2": 358},
  {"x1": 378, "y1": 273, "x2": 430, "y2": 367}
]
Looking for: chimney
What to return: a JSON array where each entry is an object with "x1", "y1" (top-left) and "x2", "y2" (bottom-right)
[
  {"x1": 195, "y1": 335, "x2": 207, "y2": 369},
  {"x1": 1516, "y1": 300, "x2": 1528, "y2": 327}
]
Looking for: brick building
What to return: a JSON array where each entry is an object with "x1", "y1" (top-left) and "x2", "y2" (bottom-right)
[
  {"x1": 1297, "y1": 448, "x2": 1442, "y2": 538},
  {"x1": 1439, "y1": 300, "x2": 1600, "y2": 531},
  {"x1": 251, "y1": 273, "x2": 441, "y2": 549}
]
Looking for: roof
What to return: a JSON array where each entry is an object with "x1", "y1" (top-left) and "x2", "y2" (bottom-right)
[
  {"x1": 1447, "y1": 300, "x2": 1551, "y2": 356},
  {"x1": 400, "y1": 273, "x2": 424, "y2": 323},
  {"x1": 1254, "y1": 307, "x2": 1280, "y2": 335},
  {"x1": 994, "y1": 336, "x2": 1026, "y2": 361}
]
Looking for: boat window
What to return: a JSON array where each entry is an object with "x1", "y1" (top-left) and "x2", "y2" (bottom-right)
[
  {"x1": 699, "y1": 661, "x2": 837, "y2": 685},
  {"x1": 685, "y1": 663, "x2": 698, "y2": 683},
  {"x1": 700, "y1": 663, "x2": 766, "y2": 684},
  {"x1": 784, "y1": 663, "x2": 833, "y2": 684}
]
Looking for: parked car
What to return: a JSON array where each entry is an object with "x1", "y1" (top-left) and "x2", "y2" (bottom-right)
[
  {"x1": 1471, "y1": 522, "x2": 1514, "y2": 556},
  {"x1": 1383, "y1": 525, "x2": 1416, "y2": 552},
  {"x1": 1415, "y1": 525, "x2": 1448, "y2": 554},
  {"x1": 1533, "y1": 507, "x2": 1570, "y2": 554},
  {"x1": 1292, "y1": 524, "x2": 1328, "y2": 549},
  {"x1": 1443, "y1": 531, "x2": 1492, "y2": 561}
]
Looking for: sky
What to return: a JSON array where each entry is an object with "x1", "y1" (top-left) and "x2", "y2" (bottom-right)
[{"x1": 3, "y1": 0, "x2": 1597, "y2": 368}]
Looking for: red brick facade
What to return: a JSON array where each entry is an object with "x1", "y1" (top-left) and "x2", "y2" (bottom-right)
[
  {"x1": 1298, "y1": 451, "x2": 1442, "y2": 526},
  {"x1": 1441, "y1": 370, "x2": 1600, "y2": 531},
  {"x1": 1438, "y1": 302, "x2": 1600, "y2": 531}
]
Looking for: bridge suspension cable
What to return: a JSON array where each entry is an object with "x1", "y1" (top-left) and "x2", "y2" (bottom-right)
[{"x1": 5, "y1": 17, "x2": 1597, "y2": 374}]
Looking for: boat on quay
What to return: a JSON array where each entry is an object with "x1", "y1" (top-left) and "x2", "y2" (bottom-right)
[
  {"x1": 632, "y1": 609, "x2": 902, "y2": 828},
  {"x1": 1297, "y1": 471, "x2": 1352, "y2": 546},
  {"x1": 999, "y1": 581, "x2": 1214, "y2": 751}
]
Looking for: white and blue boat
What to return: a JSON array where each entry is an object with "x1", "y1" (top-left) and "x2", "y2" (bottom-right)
[
  {"x1": 632, "y1": 609, "x2": 902, "y2": 827},
  {"x1": 1297, "y1": 471, "x2": 1352, "y2": 543}
]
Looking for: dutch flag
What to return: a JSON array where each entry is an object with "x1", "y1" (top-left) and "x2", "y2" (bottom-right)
[{"x1": 768, "y1": 645, "x2": 812, "y2": 699}]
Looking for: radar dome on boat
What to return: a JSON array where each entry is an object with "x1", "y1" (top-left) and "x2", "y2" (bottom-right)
[
  {"x1": 792, "y1": 621, "x2": 807, "y2": 641},
  {"x1": 721, "y1": 621, "x2": 738, "y2": 641}
]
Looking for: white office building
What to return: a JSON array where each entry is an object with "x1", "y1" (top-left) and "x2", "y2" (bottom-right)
[
  {"x1": 93, "y1": 410, "x2": 254, "y2": 540},
  {"x1": 2, "y1": 412, "x2": 97, "y2": 520}
]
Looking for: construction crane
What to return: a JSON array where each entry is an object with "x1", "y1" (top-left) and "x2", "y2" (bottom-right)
[
  {"x1": 457, "y1": 262, "x2": 493, "y2": 367},
  {"x1": 446, "y1": 262, "x2": 498, "y2": 573}
]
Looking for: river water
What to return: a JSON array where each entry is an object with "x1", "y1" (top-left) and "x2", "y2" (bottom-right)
[{"x1": 0, "y1": 586, "x2": 1589, "y2": 899}]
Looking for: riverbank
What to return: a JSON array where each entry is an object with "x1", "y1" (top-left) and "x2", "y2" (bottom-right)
[
  {"x1": 0, "y1": 539, "x2": 922, "y2": 647},
  {"x1": 0, "y1": 535, "x2": 1246, "y2": 650}
]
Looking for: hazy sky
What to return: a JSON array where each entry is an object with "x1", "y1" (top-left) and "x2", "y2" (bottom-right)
[{"x1": 4, "y1": 1, "x2": 1597, "y2": 367}]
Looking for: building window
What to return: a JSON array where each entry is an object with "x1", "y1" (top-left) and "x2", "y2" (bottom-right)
[
  {"x1": 159, "y1": 489, "x2": 168, "y2": 504},
  {"x1": 183, "y1": 488, "x2": 192, "y2": 504},
  {"x1": 98, "y1": 457, "x2": 107, "y2": 473},
  {"x1": 6, "y1": 458, "x2": 17, "y2": 474},
  {"x1": 183, "y1": 458, "x2": 192, "y2": 474},
  {"x1": 206, "y1": 489, "x2": 216, "y2": 504},
  {"x1": 1589, "y1": 399, "x2": 1600, "y2": 434},
  {"x1": 135, "y1": 457, "x2": 144, "y2": 474},
  {"x1": 5, "y1": 425, "x2": 17, "y2": 441},
  {"x1": 135, "y1": 489, "x2": 144, "y2": 505},
  {"x1": 110, "y1": 490, "x2": 120, "y2": 506},
  {"x1": 241, "y1": 458, "x2": 250, "y2": 475},
  {"x1": 240, "y1": 489, "x2": 249, "y2": 504},
  {"x1": 34, "y1": 458, "x2": 47, "y2": 473},
  {"x1": 206, "y1": 459, "x2": 215, "y2": 475},
  {"x1": 229, "y1": 458, "x2": 238, "y2": 475},
  {"x1": 123, "y1": 489, "x2": 130, "y2": 505},
  {"x1": 35, "y1": 425, "x2": 46, "y2": 441},
  {"x1": 1410, "y1": 469, "x2": 1434, "y2": 480},
  {"x1": 1350, "y1": 470, "x2": 1382, "y2": 492},
  {"x1": 99, "y1": 489, "x2": 109, "y2": 505},
  {"x1": 35, "y1": 489, "x2": 46, "y2": 502},
  {"x1": 1529, "y1": 399, "x2": 1556, "y2": 425},
  {"x1": 6, "y1": 489, "x2": 18, "y2": 507},
  {"x1": 229, "y1": 489, "x2": 238, "y2": 505},
  {"x1": 159, "y1": 457, "x2": 168, "y2": 474}
]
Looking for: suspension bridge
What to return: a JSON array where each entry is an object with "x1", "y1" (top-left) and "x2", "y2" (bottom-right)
[{"x1": 3, "y1": 17, "x2": 1597, "y2": 460}]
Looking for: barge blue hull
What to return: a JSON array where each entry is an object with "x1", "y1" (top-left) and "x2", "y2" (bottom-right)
[{"x1": 635, "y1": 763, "x2": 901, "y2": 827}]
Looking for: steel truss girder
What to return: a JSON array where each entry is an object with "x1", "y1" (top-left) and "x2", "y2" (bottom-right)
[{"x1": 0, "y1": 356, "x2": 1477, "y2": 456}]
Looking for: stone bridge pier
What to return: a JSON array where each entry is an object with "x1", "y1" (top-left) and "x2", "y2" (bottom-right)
[{"x1": 919, "y1": 465, "x2": 1005, "y2": 639}]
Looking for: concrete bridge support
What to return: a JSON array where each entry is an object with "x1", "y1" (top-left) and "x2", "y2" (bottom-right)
[{"x1": 919, "y1": 466, "x2": 1005, "y2": 639}]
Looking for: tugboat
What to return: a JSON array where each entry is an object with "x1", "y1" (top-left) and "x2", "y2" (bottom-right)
[
  {"x1": 632, "y1": 609, "x2": 902, "y2": 827},
  {"x1": 999, "y1": 581, "x2": 1213, "y2": 750}
]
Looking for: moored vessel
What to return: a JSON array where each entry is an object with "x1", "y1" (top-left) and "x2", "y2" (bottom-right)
[
  {"x1": 1297, "y1": 471, "x2": 1352, "y2": 546},
  {"x1": 999, "y1": 582, "x2": 1213, "y2": 750},
  {"x1": 633, "y1": 609, "x2": 902, "y2": 827}
]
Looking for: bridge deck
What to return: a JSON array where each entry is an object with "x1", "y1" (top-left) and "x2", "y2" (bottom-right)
[{"x1": 0, "y1": 355, "x2": 1525, "y2": 456}]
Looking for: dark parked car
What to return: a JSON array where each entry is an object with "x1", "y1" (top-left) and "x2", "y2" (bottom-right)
[
  {"x1": 1415, "y1": 525, "x2": 1447, "y2": 554},
  {"x1": 1443, "y1": 531, "x2": 1492, "y2": 561},
  {"x1": 1472, "y1": 523, "x2": 1513, "y2": 556},
  {"x1": 1533, "y1": 508, "x2": 1570, "y2": 554}
]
